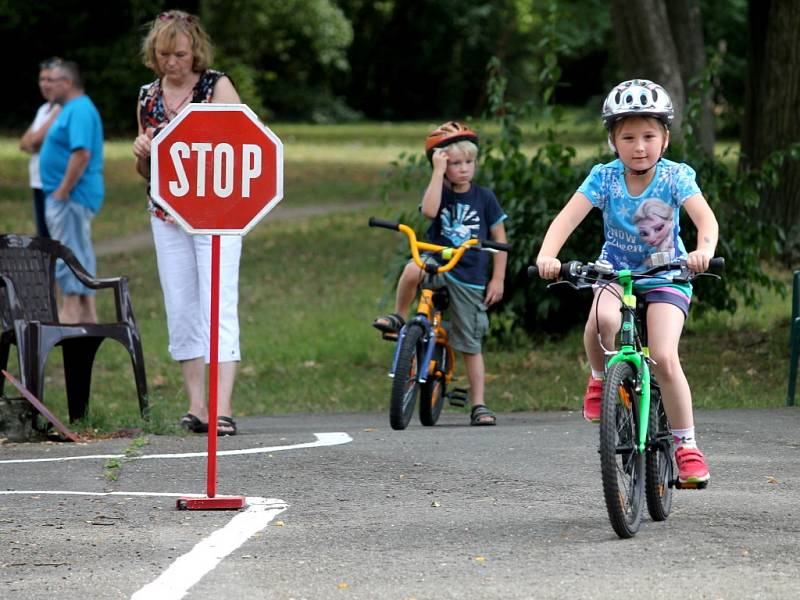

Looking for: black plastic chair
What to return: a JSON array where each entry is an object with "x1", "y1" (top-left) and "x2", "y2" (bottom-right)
[
  {"x1": 0, "y1": 234, "x2": 148, "y2": 423},
  {"x1": 787, "y1": 270, "x2": 800, "y2": 407}
]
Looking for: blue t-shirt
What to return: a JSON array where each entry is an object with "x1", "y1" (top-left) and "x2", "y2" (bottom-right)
[
  {"x1": 425, "y1": 184, "x2": 507, "y2": 288},
  {"x1": 578, "y1": 158, "x2": 701, "y2": 279},
  {"x1": 40, "y1": 94, "x2": 104, "y2": 213}
]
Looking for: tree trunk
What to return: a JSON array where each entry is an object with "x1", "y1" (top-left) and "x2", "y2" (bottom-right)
[
  {"x1": 740, "y1": 0, "x2": 800, "y2": 256},
  {"x1": 610, "y1": 0, "x2": 685, "y2": 143},
  {"x1": 666, "y1": 0, "x2": 715, "y2": 156}
]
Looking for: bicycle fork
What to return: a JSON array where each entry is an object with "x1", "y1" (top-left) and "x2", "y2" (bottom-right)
[{"x1": 388, "y1": 319, "x2": 439, "y2": 383}]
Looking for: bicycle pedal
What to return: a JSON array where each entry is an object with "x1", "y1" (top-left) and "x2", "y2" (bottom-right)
[{"x1": 446, "y1": 387, "x2": 468, "y2": 407}]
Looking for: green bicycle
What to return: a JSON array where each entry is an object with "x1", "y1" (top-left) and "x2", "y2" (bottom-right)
[{"x1": 529, "y1": 257, "x2": 723, "y2": 538}]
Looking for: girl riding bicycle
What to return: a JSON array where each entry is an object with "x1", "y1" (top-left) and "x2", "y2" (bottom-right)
[
  {"x1": 373, "y1": 122, "x2": 508, "y2": 425},
  {"x1": 535, "y1": 79, "x2": 719, "y2": 486}
]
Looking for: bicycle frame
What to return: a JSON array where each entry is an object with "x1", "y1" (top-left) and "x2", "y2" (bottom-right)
[
  {"x1": 390, "y1": 286, "x2": 455, "y2": 384},
  {"x1": 388, "y1": 222, "x2": 471, "y2": 384},
  {"x1": 602, "y1": 269, "x2": 651, "y2": 454}
]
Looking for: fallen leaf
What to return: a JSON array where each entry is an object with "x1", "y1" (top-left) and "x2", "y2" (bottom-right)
[
  {"x1": 431, "y1": 501, "x2": 440, "y2": 508},
  {"x1": 474, "y1": 556, "x2": 486, "y2": 563},
  {"x1": 274, "y1": 520, "x2": 285, "y2": 527},
  {"x1": 337, "y1": 582, "x2": 349, "y2": 590},
  {"x1": 767, "y1": 476, "x2": 779, "y2": 484}
]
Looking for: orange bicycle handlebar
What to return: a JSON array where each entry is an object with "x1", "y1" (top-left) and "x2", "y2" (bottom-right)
[{"x1": 369, "y1": 217, "x2": 500, "y2": 274}]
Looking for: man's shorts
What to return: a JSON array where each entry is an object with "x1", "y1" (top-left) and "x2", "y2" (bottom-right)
[
  {"x1": 45, "y1": 195, "x2": 96, "y2": 295},
  {"x1": 429, "y1": 272, "x2": 488, "y2": 354}
]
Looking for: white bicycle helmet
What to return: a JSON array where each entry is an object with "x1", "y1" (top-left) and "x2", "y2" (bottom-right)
[{"x1": 601, "y1": 79, "x2": 674, "y2": 130}]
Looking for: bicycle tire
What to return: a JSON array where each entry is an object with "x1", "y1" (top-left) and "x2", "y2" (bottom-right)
[
  {"x1": 419, "y1": 344, "x2": 446, "y2": 426},
  {"x1": 390, "y1": 324, "x2": 424, "y2": 430},
  {"x1": 645, "y1": 381, "x2": 674, "y2": 521},
  {"x1": 600, "y1": 361, "x2": 645, "y2": 538}
]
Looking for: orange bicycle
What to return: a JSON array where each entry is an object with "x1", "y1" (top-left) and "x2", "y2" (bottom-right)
[{"x1": 369, "y1": 217, "x2": 510, "y2": 430}]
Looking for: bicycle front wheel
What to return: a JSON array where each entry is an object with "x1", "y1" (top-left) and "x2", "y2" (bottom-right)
[
  {"x1": 390, "y1": 324, "x2": 424, "y2": 430},
  {"x1": 419, "y1": 343, "x2": 446, "y2": 426},
  {"x1": 646, "y1": 380, "x2": 674, "y2": 521},
  {"x1": 600, "y1": 361, "x2": 645, "y2": 538}
]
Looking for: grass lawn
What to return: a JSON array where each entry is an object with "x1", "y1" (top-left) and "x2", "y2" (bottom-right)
[{"x1": 0, "y1": 120, "x2": 792, "y2": 435}]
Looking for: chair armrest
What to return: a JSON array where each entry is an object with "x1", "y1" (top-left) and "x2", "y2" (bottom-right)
[{"x1": 57, "y1": 243, "x2": 137, "y2": 324}]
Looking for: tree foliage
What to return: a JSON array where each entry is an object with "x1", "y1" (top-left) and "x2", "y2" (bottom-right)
[{"x1": 201, "y1": 0, "x2": 354, "y2": 121}]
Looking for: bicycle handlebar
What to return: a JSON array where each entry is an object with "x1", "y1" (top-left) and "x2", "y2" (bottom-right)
[
  {"x1": 369, "y1": 216, "x2": 510, "y2": 274},
  {"x1": 527, "y1": 257, "x2": 725, "y2": 287},
  {"x1": 368, "y1": 217, "x2": 400, "y2": 231}
]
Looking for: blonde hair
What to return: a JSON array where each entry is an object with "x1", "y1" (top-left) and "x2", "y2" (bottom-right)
[
  {"x1": 141, "y1": 10, "x2": 213, "y2": 76},
  {"x1": 443, "y1": 140, "x2": 478, "y2": 160}
]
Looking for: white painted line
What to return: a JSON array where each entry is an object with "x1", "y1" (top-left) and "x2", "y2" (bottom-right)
[
  {"x1": 0, "y1": 431, "x2": 352, "y2": 465},
  {"x1": 0, "y1": 491, "x2": 287, "y2": 600},
  {"x1": 131, "y1": 496, "x2": 287, "y2": 600}
]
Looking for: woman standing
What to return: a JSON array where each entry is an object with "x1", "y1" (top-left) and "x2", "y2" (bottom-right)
[{"x1": 132, "y1": 10, "x2": 242, "y2": 435}]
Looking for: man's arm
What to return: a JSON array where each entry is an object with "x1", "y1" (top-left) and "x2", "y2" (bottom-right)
[
  {"x1": 20, "y1": 106, "x2": 60, "y2": 153},
  {"x1": 52, "y1": 149, "x2": 91, "y2": 200}
]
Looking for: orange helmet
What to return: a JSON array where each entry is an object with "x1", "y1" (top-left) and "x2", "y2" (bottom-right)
[{"x1": 425, "y1": 121, "x2": 479, "y2": 161}]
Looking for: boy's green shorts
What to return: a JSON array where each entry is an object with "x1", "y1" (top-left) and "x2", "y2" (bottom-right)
[{"x1": 429, "y1": 273, "x2": 488, "y2": 354}]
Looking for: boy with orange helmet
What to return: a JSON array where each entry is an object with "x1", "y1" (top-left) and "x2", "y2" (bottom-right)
[{"x1": 373, "y1": 121, "x2": 508, "y2": 425}]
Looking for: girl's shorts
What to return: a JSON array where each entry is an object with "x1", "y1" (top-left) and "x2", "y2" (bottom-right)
[{"x1": 643, "y1": 288, "x2": 690, "y2": 318}]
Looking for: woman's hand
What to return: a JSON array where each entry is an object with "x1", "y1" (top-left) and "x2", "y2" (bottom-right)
[
  {"x1": 536, "y1": 256, "x2": 562, "y2": 280},
  {"x1": 132, "y1": 128, "x2": 156, "y2": 160}
]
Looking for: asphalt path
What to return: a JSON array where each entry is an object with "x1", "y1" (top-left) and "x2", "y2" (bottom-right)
[{"x1": 1, "y1": 408, "x2": 799, "y2": 600}]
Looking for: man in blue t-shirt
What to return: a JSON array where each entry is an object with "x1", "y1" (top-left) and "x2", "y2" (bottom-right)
[{"x1": 40, "y1": 60, "x2": 104, "y2": 323}]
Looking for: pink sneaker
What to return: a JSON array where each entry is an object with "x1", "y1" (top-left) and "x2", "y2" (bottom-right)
[
  {"x1": 582, "y1": 376, "x2": 603, "y2": 422},
  {"x1": 675, "y1": 446, "x2": 710, "y2": 484}
]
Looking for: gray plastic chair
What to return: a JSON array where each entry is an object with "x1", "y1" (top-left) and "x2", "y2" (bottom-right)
[{"x1": 0, "y1": 234, "x2": 148, "y2": 423}]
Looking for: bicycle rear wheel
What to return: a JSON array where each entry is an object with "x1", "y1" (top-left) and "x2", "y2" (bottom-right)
[
  {"x1": 390, "y1": 324, "x2": 424, "y2": 430},
  {"x1": 646, "y1": 380, "x2": 674, "y2": 521},
  {"x1": 600, "y1": 361, "x2": 645, "y2": 538}
]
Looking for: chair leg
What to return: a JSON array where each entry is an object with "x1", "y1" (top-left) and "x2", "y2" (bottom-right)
[
  {"x1": 127, "y1": 333, "x2": 149, "y2": 420},
  {"x1": 0, "y1": 331, "x2": 11, "y2": 397},
  {"x1": 62, "y1": 337, "x2": 103, "y2": 422},
  {"x1": 788, "y1": 320, "x2": 800, "y2": 407}
]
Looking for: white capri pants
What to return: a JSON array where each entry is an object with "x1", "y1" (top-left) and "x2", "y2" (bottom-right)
[{"x1": 151, "y1": 216, "x2": 242, "y2": 363}]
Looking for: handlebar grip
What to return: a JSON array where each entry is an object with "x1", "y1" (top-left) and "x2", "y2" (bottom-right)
[
  {"x1": 481, "y1": 239, "x2": 511, "y2": 252},
  {"x1": 709, "y1": 256, "x2": 725, "y2": 272},
  {"x1": 368, "y1": 217, "x2": 400, "y2": 231},
  {"x1": 527, "y1": 265, "x2": 539, "y2": 279}
]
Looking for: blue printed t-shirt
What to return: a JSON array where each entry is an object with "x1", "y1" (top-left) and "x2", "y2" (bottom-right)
[
  {"x1": 40, "y1": 95, "x2": 104, "y2": 213},
  {"x1": 577, "y1": 158, "x2": 701, "y2": 293},
  {"x1": 425, "y1": 184, "x2": 507, "y2": 289}
]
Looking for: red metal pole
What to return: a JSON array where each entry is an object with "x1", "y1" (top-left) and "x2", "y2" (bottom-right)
[{"x1": 207, "y1": 234, "x2": 221, "y2": 498}]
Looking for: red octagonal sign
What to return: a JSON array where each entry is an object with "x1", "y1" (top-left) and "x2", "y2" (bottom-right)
[{"x1": 150, "y1": 104, "x2": 283, "y2": 235}]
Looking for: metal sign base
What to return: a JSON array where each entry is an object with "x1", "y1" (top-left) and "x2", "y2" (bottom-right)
[{"x1": 176, "y1": 496, "x2": 247, "y2": 511}]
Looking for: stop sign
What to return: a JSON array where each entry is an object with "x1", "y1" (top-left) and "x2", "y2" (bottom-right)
[{"x1": 150, "y1": 103, "x2": 283, "y2": 235}]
